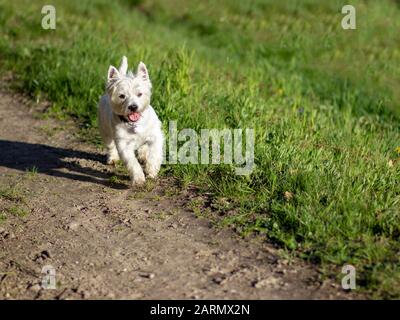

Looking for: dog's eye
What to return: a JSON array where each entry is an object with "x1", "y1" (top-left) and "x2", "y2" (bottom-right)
[
  {"x1": 119, "y1": 94, "x2": 126, "y2": 99},
  {"x1": 137, "y1": 92, "x2": 142, "y2": 97}
]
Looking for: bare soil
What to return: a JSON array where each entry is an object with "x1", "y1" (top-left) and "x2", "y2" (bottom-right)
[{"x1": 0, "y1": 85, "x2": 357, "y2": 299}]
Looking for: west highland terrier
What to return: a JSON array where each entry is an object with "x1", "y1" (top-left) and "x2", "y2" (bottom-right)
[{"x1": 98, "y1": 56, "x2": 163, "y2": 186}]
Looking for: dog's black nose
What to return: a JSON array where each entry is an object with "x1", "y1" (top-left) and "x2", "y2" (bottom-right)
[{"x1": 128, "y1": 104, "x2": 138, "y2": 112}]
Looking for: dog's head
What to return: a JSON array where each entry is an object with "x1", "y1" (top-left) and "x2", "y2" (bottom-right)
[{"x1": 106, "y1": 56, "x2": 152, "y2": 123}]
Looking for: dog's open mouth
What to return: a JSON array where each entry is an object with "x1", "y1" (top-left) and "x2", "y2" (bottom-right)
[{"x1": 127, "y1": 112, "x2": 141, "y2": 122}]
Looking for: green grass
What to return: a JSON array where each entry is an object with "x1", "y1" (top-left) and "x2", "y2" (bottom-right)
[
  {"x1": 0, "y1": 213, "x2": 6, "y2": 224},
  {"x1": 25, "y1": 165, "x2": 39, "y2": 178},
  {"x1": 0, "y1": 187, "x2": 25, "y2": 203},
  {"x1": 0, "y1": 0, "x2": 399, "y2": 298},
  {"x1": 7, "y1": 206, "x2": 29, "y2": 218},
  {"x1": 0, "y1": 186, "x2": 29, "y2": 221}
]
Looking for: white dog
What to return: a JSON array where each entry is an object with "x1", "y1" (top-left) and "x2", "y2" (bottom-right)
[{"x1": 98, "y1": 56, "x2": 163, "y2": 186}]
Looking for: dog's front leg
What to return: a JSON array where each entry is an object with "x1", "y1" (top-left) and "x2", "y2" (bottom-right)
[
  {"x1": 116, "y1": 140, "x2": 145, "y2": 185},
  {"x1": 145, "y1": 139, "x2": 163, "y2": 179}
]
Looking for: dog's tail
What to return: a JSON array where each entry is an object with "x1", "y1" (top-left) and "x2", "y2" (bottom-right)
[{"x1": 119, "y1": 56, "x2": 128, "y2": 75}]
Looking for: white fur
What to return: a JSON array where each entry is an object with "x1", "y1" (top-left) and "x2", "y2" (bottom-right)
[{"x1": 98, "y1": 56, "x2": 163, "y2": 186}]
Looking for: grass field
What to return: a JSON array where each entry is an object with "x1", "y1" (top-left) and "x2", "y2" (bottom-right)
[{"x1": 1, "y1": 0, "x2": 399, "y2": 298}]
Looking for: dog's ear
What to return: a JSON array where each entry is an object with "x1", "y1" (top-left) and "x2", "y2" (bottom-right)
[
  {"x1": 119, "y1": 56, "x2": 128, "y2": 75},
  {"x1": 137, "y1": 62, "x2": 150, "y2": 82},
  {"x1": 107, "y1": 66, "x2": 120, "y2": 81}
]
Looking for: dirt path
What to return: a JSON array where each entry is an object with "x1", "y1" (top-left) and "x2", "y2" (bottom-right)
[{"x1": 0, "y1": 86, "x2": 354, "y2": 299}]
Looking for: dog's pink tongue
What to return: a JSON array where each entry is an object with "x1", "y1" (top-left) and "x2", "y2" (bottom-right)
[{"x1": 128, "y1": 112, "x2": 140, "y2": 122}]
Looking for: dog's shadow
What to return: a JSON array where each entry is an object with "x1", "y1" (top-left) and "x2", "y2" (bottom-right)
[{"x1": 0, "y1": 139, "x2": 127, "y2": 189}]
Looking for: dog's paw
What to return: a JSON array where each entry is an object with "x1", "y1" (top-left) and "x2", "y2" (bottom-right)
[
  {"x1": 131, "y1": 173, "x2": 146, "y2": 186},
  {"x1": 145, "y1": 164, "x2": 160, "y2": 179},
  {"x1": 107, "y1": 154, "x2": 120, "y2": 166},
  {"x1": 147, "y1": 170, "x2": 159, "y2": 179},
  {"x1": 107, "y1": 158, "x2": 119, "y2": 166}
]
